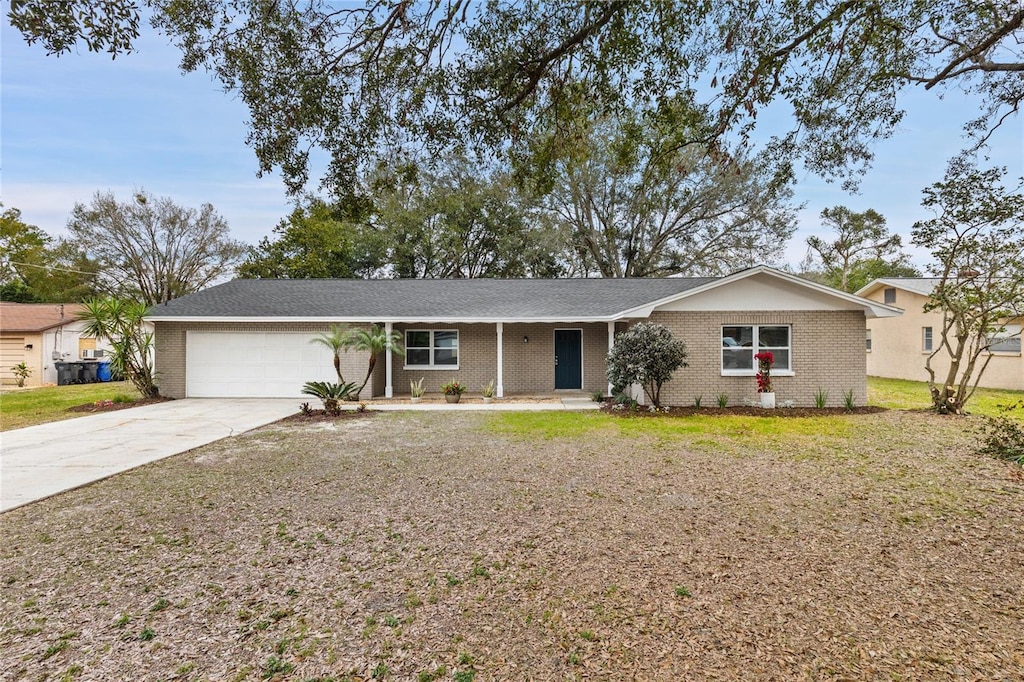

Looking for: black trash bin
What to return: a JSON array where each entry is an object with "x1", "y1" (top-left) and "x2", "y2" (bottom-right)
[
  {"x1": 55, "y1": 362, "x2": 74, "y2": 386},
  {"x1": 80, "y1": 362, "x2": 99, "y2": 383}
]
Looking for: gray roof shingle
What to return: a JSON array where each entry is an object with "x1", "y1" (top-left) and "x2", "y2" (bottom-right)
[{"x1": 147, "y1": 278, "x2": 717, "y2": 321}]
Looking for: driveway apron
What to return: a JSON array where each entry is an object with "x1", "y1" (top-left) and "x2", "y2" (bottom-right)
[{"x1": 0, "y1": 399, "x2": 297, "y2": 512}]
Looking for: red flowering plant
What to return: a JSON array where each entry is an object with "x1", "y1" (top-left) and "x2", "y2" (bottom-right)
[{"x1": 754, "y1": 351, "x2": 774, "y2": 393}]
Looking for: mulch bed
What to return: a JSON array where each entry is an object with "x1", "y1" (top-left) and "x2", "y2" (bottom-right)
[
  {"x1": 66, "y1": 397, "x2": 172, "y2": 414},
  {"x1": 601, "y1": 403, "x2": 888, "y2": 417}
]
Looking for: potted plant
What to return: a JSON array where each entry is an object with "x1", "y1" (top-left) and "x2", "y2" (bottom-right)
[
  {"x1": 410, "y1": 377, "x2": 425, "y2": 403},
  {"x1": 481, "y1": 380, "x2": 495, "y2": 404},
  {"x1": 441, "y1": 378, "x2": 466, "y2": 403},
  {"x1": 754, "y1": 351, "x2": 775, "y2": 408}
]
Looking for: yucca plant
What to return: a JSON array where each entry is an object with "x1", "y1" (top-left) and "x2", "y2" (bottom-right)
[{"x1": 300, "y1": 380, "x2": 358, "y2": 415}]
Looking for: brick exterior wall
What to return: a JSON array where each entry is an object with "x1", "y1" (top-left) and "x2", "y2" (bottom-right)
[
  {"x1": 156, "y1": 312, "x2": 866, "y2": 406},
  {"x1": 153, "y1": 321, "x2": 373, "y2": 399},
  {"x1": 647, "y1": 310, "x2": 867, "y2": 408},
  {"x1": 391, "y1": 322, "x2": 608, "y2": 396}
]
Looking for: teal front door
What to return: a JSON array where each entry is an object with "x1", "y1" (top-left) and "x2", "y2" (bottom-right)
[{"x1": 554, "y1": 329, "x2": 583, "y2": 390}]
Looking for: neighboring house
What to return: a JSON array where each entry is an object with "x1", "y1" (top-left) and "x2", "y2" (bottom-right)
[
  {"x1": 857, "y1": 278, "x2": 1024, "y2": 391},
  {"x1": 147, "y1": 266, "x2": 899, "y2": 406},
  {"x1": 0, "y1": 303, "x2": 113, "y2": 386}
]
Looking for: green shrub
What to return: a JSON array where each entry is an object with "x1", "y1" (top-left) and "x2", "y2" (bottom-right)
[
  {"x1": 977, "y1": 400, "x2": 1024, "y2": 465},
  {"x1": 716, "y1": 393, "x2": 729, "y2": 408},
  {"x1": 300, "y1": 381, "x2": 358, "y2": 415},
  {"x1": 813, "y1": 388, "x2": 829, "y2": 409},
  {"x1": 842, "y1": 389, "x2": 856, "y2": 411},
  {"x1": 606, "y1": 322, "x2": 688, "y2": 408}
]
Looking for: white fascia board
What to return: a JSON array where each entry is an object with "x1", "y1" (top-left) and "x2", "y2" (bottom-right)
[
  {"x1": 146, "y1": 315, "x2": 617, "y2": 324},
  {"x1": 612, "y1": 265, "x2": 904, "y2": 319}
]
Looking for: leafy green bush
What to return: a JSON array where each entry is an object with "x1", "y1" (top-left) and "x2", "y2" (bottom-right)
[
  {"x1": 977, "y1": 401, "x2": 1024, "y2": 465},
  {"x1": 300, "y1": 381, "x2": 358, "y2": 415},
  {"x1": 606, "y1": 323, "x2": 688, "y2": 409}
]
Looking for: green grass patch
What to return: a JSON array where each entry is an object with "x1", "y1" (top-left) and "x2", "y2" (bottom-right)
[
  {"x1": 486, "y1": 410, "x2": 855, "y2": 447},
  {"x1": 868, "y1": 376, "x2": 1024, "y2": 418},
  {"x1": 485, "y1": 411, "x2": 619, "y2": 440},
  {"x1": 0, "y1": 381, "x2": 141, "y2": 431}
]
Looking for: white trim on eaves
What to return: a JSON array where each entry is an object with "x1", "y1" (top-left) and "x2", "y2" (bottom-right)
[{"x1": 146, "y1": 315, "x2": 627, "y2": 324}]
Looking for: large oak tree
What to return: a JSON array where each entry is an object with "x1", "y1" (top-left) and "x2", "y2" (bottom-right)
[{"x1": 10, "y1": 2, "x2": 1023, "y2": 194}]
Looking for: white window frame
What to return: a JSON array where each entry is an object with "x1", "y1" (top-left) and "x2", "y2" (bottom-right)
[
  {"x1": 721, "y1": 325, "x2": 794, "y2": 376},
  {"x1": 866, "y1": 328, "x2": 872, "y2": 353},
  {"x1": 987, "y1": 324, "x2": 1022, "y2": 355},
  {"x1": 404, "y1": 329, "x2": 459, "y2": 370},
  {"x1": 922, "y1": 326, "x2": 933, "y2": 353}
]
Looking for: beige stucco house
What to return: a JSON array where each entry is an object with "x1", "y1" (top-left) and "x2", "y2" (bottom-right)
[
  {"x1": 857, "y1": 278, "x2": 1023, "y2": 391},
  {"x1": 147, "y1": 267, "x2": 900, "y2": 407},
  {"x1": 0, "y1": 303, "x2": 114, "y2": 386}
]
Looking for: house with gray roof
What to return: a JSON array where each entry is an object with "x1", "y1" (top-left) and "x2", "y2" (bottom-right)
[{"x1": 147, "y1": 266, "x2": 900, "y2": 406}]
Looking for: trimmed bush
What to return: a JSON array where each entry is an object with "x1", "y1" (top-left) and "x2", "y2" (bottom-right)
[{"x1": 606, "y1": 323, "x2": 688, "y2": 409}]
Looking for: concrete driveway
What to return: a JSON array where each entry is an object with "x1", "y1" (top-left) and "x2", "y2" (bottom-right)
[{"x1": 0, "y1": 399, "x2": 298, "y2": 512}]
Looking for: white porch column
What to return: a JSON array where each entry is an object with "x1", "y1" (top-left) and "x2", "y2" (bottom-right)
[
  {"x1": 496, "y1": 322, "x2": 504, "y2": 398},
  {"x1": 384, "y1": 321, "x2": 394, "y2": 398},
  {"x1": 607, "y1": 321, "x2": 616, "y2": 397}
]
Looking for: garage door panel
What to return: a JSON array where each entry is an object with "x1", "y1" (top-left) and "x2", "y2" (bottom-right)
[{"x1": 186, "y1": 331, "x2": 335, "y2": 397}]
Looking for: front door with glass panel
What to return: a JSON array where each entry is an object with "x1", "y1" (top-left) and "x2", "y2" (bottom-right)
[{"x1": 554, "y1": 329, "x2": 583, "y2": 390}]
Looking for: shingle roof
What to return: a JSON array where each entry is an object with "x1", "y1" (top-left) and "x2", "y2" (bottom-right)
[
  {"x1": 0, "y1": 303, "x2": 86, "y2": 333},
  {"x1": 147, "y1": 278, "x2": 717, "y2": 321},
  {"x1": 869, "y1": 278, "x2": 942, "y2": 296}
]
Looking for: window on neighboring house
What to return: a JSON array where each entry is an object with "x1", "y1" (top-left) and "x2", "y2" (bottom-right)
[
  {"x1": 405, "y1": 330, "x2": 459, "y2": 368},
  {"x1": 722, "y1": 325, "x2": 791, "y2": 374},
  {"x1": 922, "y1": 327, "x2": 933, "y2": 352},
  {"x1": 883, "y1": 287, "x2": 896, "y2": 305},
  {"x1": 987, "y1": 324, "x2": 1022, "y2": 354},
  {"x1": 866, "y1": 329, "x2": 872, "y2": 352}
]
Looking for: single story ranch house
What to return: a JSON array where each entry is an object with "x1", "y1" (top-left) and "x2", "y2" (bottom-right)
[{"x1": 148, "y1": 266, "x2": 901, "y2": 406}]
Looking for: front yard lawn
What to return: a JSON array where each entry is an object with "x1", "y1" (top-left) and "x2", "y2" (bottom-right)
[
  {"x1": 1, "y1": 410, "x2": 1021, "y2": 680},
  {"x1": 0, "y1": 382, "x2": 142, "y2": 431},
  {"x1": 868, "y1": 375, "x2": 1024, "y2": 417}
]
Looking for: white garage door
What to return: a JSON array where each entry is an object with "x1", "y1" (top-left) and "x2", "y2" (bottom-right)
[{"x1": 186, "y1": 331, "x2": 338, "y2": 398}]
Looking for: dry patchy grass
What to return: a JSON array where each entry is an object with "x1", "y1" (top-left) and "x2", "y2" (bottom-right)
[{"x1": 0, "y1": 410, "x2": 1021, "y2": 681}]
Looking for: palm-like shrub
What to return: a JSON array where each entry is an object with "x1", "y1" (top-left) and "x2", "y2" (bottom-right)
[
  {"x1": 344, "y1": 325, "x2": 405, "y2": 396},
  {"x1": 300, "y1": 380, "x2": 358, "y2": 415},
  {"x1": 80, "y1": 297, "x2": 159, "y2": 397},
  {"x1": 310, "y1": 325, "x2": 352, "y2": 383}
]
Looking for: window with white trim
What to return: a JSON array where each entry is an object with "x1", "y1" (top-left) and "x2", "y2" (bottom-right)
[
  {"x1": 987, "y1": 324, "x2": 1022, "y2": 354},
  {"x1": 865, "y1": 329, "x2": 872, "y2": 352},
  {"x1": 722, "y1": 325, "x2": 791, "y2": 374},
  {"x1": 922, "y1": 326, "x2": 933, "y2": 352},
  {"x1": 405, "y1": 330, "x2": 458, "y2": 368}
]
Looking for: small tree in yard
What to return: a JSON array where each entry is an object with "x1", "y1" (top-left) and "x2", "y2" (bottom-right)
[
  {"x1": 911, "y1": 160, "x2": 1024, "y2": 415},
  {"x1": 79, "y1": 298, "x2": 159, "y2": 397},
  {"x1": 606, "y1": 323, "x2": 688, "y2": 409}
]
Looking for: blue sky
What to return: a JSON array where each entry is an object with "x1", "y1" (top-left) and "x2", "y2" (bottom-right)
[{"x1": 2, "y1": 18, "x2": 1022, "y2": 271}]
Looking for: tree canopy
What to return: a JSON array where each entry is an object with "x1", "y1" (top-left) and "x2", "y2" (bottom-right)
[
  {"x1": 545, "y1": 113, "x2": 795, "y2": 277},
  {"x1": 10, "y1": 1, "x2": 1022, "y2": 194},
  {"x1": 69, "y1": 190, "x2": 246, "y2": 305},
  {"x1": 805, "y1": 206, "x2": 918, "y2": 292},
  {"x1": 0, "y1": 204, "x2": 100, "y2": 302}
]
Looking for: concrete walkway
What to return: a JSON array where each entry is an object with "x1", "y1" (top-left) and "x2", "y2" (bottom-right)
[{"x1": 1, "y1": 397, "x2": 599, "y2": 512}]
